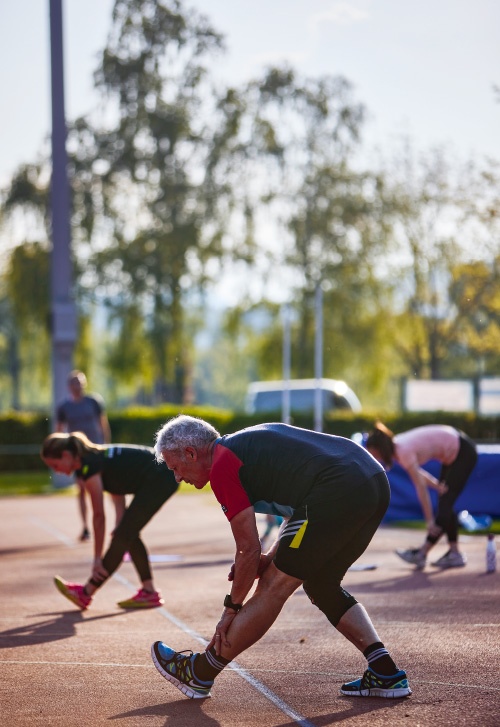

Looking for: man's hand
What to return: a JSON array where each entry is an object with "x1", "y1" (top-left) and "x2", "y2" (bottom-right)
[
  {"x1": 206, "y1": 609, "x2": 238, "y2": 655},
  {"x1": 228, "y1": 552, "x2": 273, "y2": 581}
]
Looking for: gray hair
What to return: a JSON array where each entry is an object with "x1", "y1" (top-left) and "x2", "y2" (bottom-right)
[{"x1": 154, "y1": 414, "x2": 220, "y2": 463}]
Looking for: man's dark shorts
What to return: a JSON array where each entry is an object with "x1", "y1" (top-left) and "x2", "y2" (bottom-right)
[{"x1": 274, "y1": 471, "x2": 390, "y2": 584}]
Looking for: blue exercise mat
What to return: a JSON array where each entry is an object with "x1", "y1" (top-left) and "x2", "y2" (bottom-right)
[{"x1": 383, "y1": 444, "x2": 500, "y2": 522}]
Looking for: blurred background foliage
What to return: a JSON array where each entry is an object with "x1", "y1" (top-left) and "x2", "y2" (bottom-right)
[{"x1": 1, "y1": 0, "x2": 500, "y2": 417}]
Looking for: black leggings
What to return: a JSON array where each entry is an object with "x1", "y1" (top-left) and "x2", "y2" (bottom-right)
[
  {"x1": 427, "y1": 433, "x2": 478, "y2": 545},
  {"x1": 91, "y1": 477, "x2": 177, "y2": 587}
]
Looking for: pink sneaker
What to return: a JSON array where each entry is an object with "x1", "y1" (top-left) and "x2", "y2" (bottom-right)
[
  {"x1": 117, "y1": 588, "x2": 164, "y2": 609},
  {"x1": 54, "y1": 576, "x2": 92, "y2": 610}
]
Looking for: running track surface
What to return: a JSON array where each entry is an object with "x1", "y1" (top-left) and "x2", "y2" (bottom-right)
[{"x1": 0, "y1": 491, "x2": 498, "y2": 727}]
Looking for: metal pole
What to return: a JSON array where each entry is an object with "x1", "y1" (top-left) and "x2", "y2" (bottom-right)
[
  {"x1": 49, "y1": 0, "x2": 76, "y2": 429},
  {"x1": 282, "y1": 304, "x2": 291, "y2": 424},
  {"x1": 314, "y1": 281, "x2": 323, "y2": 432}
]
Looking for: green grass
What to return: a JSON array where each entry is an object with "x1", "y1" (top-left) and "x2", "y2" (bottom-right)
[
  {"x1": 0, "y1": 470, "x2": 202, "y2": 497},
  {"x1": 388, "y1": 519, "x2": 500, "y2": 535},
  {"x1": 0, "y1": 471, "x2": 55, "y2": 496}
]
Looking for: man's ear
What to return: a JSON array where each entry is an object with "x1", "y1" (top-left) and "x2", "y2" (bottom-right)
[{"x1": 185, "y1": 446, "x2": 197, "y2": 460}]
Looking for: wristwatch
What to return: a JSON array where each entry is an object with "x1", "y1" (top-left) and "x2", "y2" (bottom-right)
[{"x1": 224, "y1": 594, "x2": 243, "y2": 612}]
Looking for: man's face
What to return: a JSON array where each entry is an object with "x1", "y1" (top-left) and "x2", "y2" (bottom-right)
[
  {"x1": 68, "y1": 376, "x2": 85, "y2": 398},
  {"x1": 162, "y1": 448, "x2": 210, "y2": 489}
]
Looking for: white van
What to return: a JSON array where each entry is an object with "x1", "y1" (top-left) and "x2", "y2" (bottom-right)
[{"x1": 246, "y1": 378, "x2": 362, "y2": 415}]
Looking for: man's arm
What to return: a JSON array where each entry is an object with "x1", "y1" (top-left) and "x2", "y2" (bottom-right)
[
  {"x1": 228, "y1": 506, "x2": 262, "y2": 605},
  {"x1": 207, "y1": 506, "x2": 261, "y2": 655},
  {"x1": 100, "y1": 413, "x2": 111, "y2": 444}
]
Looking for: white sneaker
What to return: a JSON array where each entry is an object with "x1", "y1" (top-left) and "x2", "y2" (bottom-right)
[
  {"x1": 431, "y1": 550, "x2": 467, "y2": 568},
  {"x1": 395, "y1": 548, "x2": 426, "y2": 569}
]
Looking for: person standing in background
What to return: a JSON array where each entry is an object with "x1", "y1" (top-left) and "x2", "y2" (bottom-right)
[{"x1": 56, "y1": 370, "x2": 111, "y2": 541}]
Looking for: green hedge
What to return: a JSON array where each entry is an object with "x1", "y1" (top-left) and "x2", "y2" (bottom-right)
[
  {"x1": 1, "y1": 406, "x2": 499, "y2": 473},
  {"x1": 0, "y1": 413, "x2": 51, "y2": 471}
]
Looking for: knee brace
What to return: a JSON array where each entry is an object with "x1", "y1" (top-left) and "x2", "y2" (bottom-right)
[{"x1": 303, "y1": 581, "x2": 358, "y2": 627}]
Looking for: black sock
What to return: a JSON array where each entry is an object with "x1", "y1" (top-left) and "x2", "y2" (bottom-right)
[
  {"x1": 193, "y1": 646, "x2": 231, "y2": 682},
  {"x1": 364, "y1": 641, "x2": 398, "y2": 676}
]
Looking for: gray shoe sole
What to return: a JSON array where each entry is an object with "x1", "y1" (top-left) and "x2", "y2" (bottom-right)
[{"x1": 341, "y1": 686, "x2": 412, "y2": 698}]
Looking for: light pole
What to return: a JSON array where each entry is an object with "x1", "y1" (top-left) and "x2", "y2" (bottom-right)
[
  {"x1": 281, "y1": 304, "x2": 291, "y2": 424},
  {"x1": 314, "y1": 280, "x2": 323, "y2": 432},
  {"x1": 49, "y1": 0, "x2": 76, "y2": 428}
]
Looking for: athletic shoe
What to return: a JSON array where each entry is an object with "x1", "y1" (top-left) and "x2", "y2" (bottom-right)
[
  {"x1": 395, "y1": 548, "x2": 426, "y2": 569},
  {"x1": 431, "y1": 550, "x2": 467, "y2": 568},
  {"x1": 341, "y1": 667, "x2": 412, "y2": 698},
  {"x1": 54, "y1": 576, "x2": 92, "y2": 610},
  {"x1": 117, "y1": 588, "x2": 164, "y2": 609},
  {"x1": 79, "y1": 527, "x2": 91, "y2": 542},
  {"x1": 151, "y1": 642, "x2": 213, "y2": 699}
]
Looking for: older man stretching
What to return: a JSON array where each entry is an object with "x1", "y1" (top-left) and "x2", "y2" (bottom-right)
[{"x1": 151, "y1": 415, "x2": 411, "y2": 700}]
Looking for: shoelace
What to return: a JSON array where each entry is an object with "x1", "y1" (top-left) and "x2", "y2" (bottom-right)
[{"x1": 170, "y1": 650, "x2": 195, "y2": 679}]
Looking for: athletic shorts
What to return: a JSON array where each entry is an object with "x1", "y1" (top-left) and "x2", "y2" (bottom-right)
[{"x1": 273, "y1": 471, "x2": 390, "y2": 583}]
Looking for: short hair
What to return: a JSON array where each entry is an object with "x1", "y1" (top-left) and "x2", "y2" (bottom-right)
[
  {"x1": 154, "y1": 415, "x2": 220, "y2": 463},
  {"x1": 68, "y1": 369, "x2": 87, "y2": 386}
]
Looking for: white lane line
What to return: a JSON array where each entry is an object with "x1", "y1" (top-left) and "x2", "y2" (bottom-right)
[
  {"x1": 29, "y1": 519, "x2": 315, "y2": 727},
  {"x1": 113, "y1": 571, "x2": 316, "y2": 727}
]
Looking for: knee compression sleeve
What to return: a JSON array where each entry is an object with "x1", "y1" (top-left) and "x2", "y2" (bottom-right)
[{"x1": 303, "y1": 581, "x2": 358, "y2": 627}]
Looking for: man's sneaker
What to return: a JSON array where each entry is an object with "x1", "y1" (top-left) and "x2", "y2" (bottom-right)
[
  {"x1": 151, "y1": 642, "x2": 213, "y2": 699},
  {"x1": 54, "y1": 576, "x2": 92, "y2": 610},
  {"x1": 395, "y1": 548, "x2": 426, "y2": 569},
  {"x1": 79, "y1": 527, "x2": 91, "y2": 542},
  {"x1": 431, "y1": 550, "x2": 467, "y2": 568},
  {"x1": 117, "y1": 588, "x2": 164, "y2": 609},
  {"x1": 341, "y1": 667, "x2": 412, "y2": 698}
]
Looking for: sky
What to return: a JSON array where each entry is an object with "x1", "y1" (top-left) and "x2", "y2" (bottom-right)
[{"x1": 0, "y1": 0, "x2": 499, "y2": 191}]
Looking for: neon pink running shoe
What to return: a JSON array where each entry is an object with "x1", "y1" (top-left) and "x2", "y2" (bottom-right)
[
  {"x1": 117, "y1": 588, "x2": 164, "y2": 609},
  {"x1": 54, "y1": 576, "x2": 92, "y2": 610}
]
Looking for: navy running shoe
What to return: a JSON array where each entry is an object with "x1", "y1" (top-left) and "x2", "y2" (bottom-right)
[
  {"x1": 151, "y1": 642, "x2": 213, "y2": 699},
  {"x1": 341, "y1": 667, "x2": 412, "y2": 698}
]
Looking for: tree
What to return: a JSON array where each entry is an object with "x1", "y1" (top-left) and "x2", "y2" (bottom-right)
[
  {"x1": 384, "y1": 145, "x2": 500, "y2": 380},
  {"x1": 205, "y1": 66, "x2": 397, "y2": 400},
  {"x1": 0, "y1": 242, "x2": 51, "y2": 407},
  {"x1": 0, "y1": 295, "x2": 21, "y2": 410},
  {"x1": 77, "y1": 0, "x2": 231, "y2": 402}
]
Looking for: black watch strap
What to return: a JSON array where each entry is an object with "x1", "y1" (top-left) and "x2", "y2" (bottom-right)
[{"x1": 224, "y1": 594, "x2": 243, "y2": 612}]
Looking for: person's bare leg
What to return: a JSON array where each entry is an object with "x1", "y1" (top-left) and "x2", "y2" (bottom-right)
[
  {"x1": 335, "y1": 603, "x2": 381, "y2": 652},
  {"x1": 219, "y1": 563, "x2": 302, "y2": 661},
  {"x1": 76, "y1": 480, "x2": 89, "y2": 539},
  {"x1": 79, "y1": 483, "x2": 87, "y2": 524}
]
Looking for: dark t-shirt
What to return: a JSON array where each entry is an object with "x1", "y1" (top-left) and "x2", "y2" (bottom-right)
[
  {"x1": 76, "y1": 445, "x2": 178, "y2": 496},
  {"x1": 56, "y1": 394, "x2": 106, "y2": 444},
  {"x1": 210, "y1": 423, "x2": 384, "y2": 521}
]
